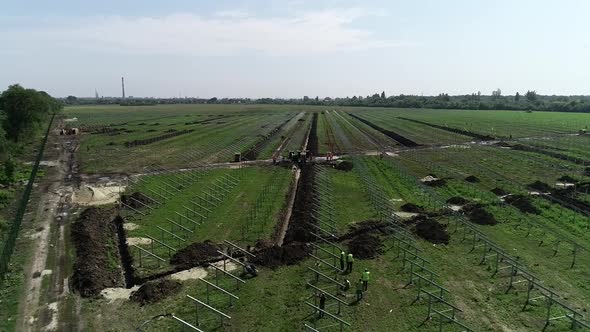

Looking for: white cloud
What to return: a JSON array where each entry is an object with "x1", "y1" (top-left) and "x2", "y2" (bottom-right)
[{"x1": 1, "y1": 9, "x2": 411, "y2": 56}]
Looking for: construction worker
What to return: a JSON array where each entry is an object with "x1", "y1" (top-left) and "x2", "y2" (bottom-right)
[
  {"x1": 362, "y1": 268, "x2": 370, "y2": 291},
  {"x1": 341, "y1": 279, "x2": 351, "y2": 292},
  {"x1": 318, "y1": 293, "x2": 326, "y2": 318},
  {"x1": 356, "y1": 279, "x2": 363, "y2": 302},
  {"x1": 243, "y1": 263, "x2": 258, "y2": 277},
  {"x1": 346, "y1": 253, "x2": 354, "y2": 273},
  {"x1": 340, "y1": 251, "x2": 346, "y2": 271}
]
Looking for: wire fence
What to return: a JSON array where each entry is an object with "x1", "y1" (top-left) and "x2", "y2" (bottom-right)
[{"x1": 0, "y1": 114, "x2": 55, "y2": 286}]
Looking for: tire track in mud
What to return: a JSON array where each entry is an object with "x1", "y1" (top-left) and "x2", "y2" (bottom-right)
[
  {"x1": 398, "y1": 117, "x2": 496, "y2": 141},
  {"x1": 349, "y1": 113, "x2": 420, "y2": 147}
]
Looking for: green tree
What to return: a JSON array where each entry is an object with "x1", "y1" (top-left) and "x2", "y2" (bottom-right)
[
  {"x1": 515, "y1": 92, "x2": 520, "y2": 102},
  {"x1": 380, "y1": 91, "x2": 386, "y2": 99},
  {"x1": 0, "y1": 85, "x2": 60, "y2": 142},
  {"x1": 525, "y1": 90, "x2": 537, "y2": 102}
]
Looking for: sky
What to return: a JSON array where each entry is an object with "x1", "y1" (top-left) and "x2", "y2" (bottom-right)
[{"x1": 1, "y1": 0, "x2": 589, "y2": 98}]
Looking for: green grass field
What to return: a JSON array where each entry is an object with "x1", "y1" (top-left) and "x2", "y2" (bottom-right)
[{"x1": 52, "y1": 104, "x2": 590, "y2": 331}]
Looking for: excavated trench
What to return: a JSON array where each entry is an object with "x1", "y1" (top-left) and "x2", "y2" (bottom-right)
[
  {"x1": 398, "y1": 117, "x2": 496, "y2": 141},
  {"x1": 242, "y1": 117, "x2": 294, "y2": 160},
  {"x1": 71, "y1": 207, "x2": 127, "y2": 297},
  {"x1": 114, "y1": 216, "x2": 136, "y2": 287},
  {"x1": 308, "y1": 113, "x2": 319, "y2": 155},
  {"x1": 348, "y1": 113, "x2": 420, "y2": 147},
  {"x1": 528, "y1": 180, "x2": 590, "y2": 212},
  {"x1": 509, "y1": 144, "x2": 590, "y2": 166}
]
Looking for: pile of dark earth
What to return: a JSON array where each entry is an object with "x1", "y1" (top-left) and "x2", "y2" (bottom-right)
[
  {"x1": 406, "y1": 215, "x2": 449, "y2": 244},
  {"x1": 283, "y1": 164, "x2": 316, "y2": 243},
  {"x1": 503, "y1": 194, "x2": 540, "y2": 214},
  {"x1": 490, "y1": 187, "x2": 508, "y2": 196},
  {"x1": 71, "y1": 207, "x2": 124, "y2": 297},
  {"x1": 424, "y1": 178, "x2": 447, "y2": 187},
  {"x1": 170, "y1": 240, "x2": 221, "y2": 270},
  {"x1": 250, "y1": 242, "x2": 311, "y2": 268},
  {"x1": 341, "y1": 220, "x2": 392, "y2": 259},
  {"x1": 462, "y1": 203, "x2": 498, "y2": 225},
  {"x1": 528, "y1": 180, "x2": 552, "y2": 192},
  {"x1": 465, "y1": 175, "x2": 480, "y2": 183},
  {"x1": 130, "y1": 279, "x2": 182, "y2": 305},
  {"x1": 400, "y1": 203, "x2": 425, "y2": 213},
  {"x1": 334, "y1": 160, "x2": 354, "y2": 171},
  {"x1": 446, "y1": 196, "x2": 469, "y2": 205}
]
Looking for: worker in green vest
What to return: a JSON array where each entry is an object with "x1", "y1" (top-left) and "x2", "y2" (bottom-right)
[
  {"x1": 340, "y1": 251, "x2": 346, "y2": 271},
  {"x1": 346, "y1": 253, "x2": 354, "y2": 273},
  {"x1": 362, "y1": 268, "x2": 371, "y2": 291},
  {"x1": 356, "y1": 278, "x2": 363, "y2": 301}
]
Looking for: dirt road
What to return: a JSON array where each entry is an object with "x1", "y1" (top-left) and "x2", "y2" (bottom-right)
[{"x1": 17, "y1": 123, "x2": 82, "y2": 332}]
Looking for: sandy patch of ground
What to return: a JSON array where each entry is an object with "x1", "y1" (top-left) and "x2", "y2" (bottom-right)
[
  {"x1": 555, "y1": 182, "x2": 575, "y2": 188},
  {"x1": 170, "y1": 267, "x2": 209, "y2": 281},
  {"x1": 64, "y1": 118, "x2": 78, "y2": 122},
  {"x1": 44, "y1": 302, "x2": 59, "y2": 331},
  {"x1": 72, "y1": 185, "x2": 125, "y2": 206},
  {"x1": 449, "y1": 205, "x2": 463, "y2": 212},
  {"x1": 421, "y1": 175, "x2": 439, "y2": 182},
  {"x1": 123, "y1": 223, "x2": 139, "y2": 231},
  {"x1": 24, "y1": 160, "x2": 59, "y2": 167},
  {"x1": 393, "y1": 211, "x2": 419, "y2": 219},
  {"x1": 170, "y1": 261, "x2": 239, "y2": 281},
  {"x1": 100, "y1": 286, "x2": 140, "y2": 302},
  {"x1": 127, "y1": 237, "x2": 152, "y2": 246}
]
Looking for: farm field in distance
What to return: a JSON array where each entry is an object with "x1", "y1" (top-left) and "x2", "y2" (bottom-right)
[{"x1": 8, "y1": 103, "x2": 590, "y2": 332}]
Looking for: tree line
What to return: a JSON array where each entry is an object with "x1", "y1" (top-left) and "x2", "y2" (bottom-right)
[
  {"x1": 0, "y1": 84, "x2": 62, "y2": 185},
  {"x1": 64, "y1": 90, "x2": 590, "y2": 113}
]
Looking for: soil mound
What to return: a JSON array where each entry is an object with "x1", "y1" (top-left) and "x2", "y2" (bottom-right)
[
  {"x1": 334, "y1": 160, "x2": 353, "y2": 171},
  {"x1": 463, "y1": 203, "x2": 498, "y2": 225},
  {"x1": 408, "y1": 215, "x2": 449, "y2": 244},
  {"x1": 170, "y1": 241, "x2": 220, "y2": 269},
  {"x1": 424, "y1": 179, "x2": 447, "y2": 187},
  {"x1": 347, "y1": 233, "x2": 383, "y2": 259},
  {"x1": 121, "y1": 192, "x2": 151, "y2": 208},
  {"x1": 71, "y1": 207, "x2": 123, "y2": 297},
  {"x1": 491, "y1": 188, "x2": 508, "y2": 196},
  {"x1": 465, "y1": 175, "x2": 480, "y2": 183},
  {"x1": 339, "y1": 220, "x2": 392, "y2": 241},
  {"x1": 584, "y1": 167, "x2": 590, "y2": 176},
  {"x1": 130, "y1": 279, "x2": 182, "y2": 305},
  {"x1": 557, "y1": 175, "x2": 578, "y2": 183},
  {"x1": 528, "y1": 181, "x2": 551, "y2": 192},
  {"x1": 400, "y1": 203, "x2": 425, "y2": 213},
  {"x1": 446, "y1": 196, "x2": 469, "y2": 205},
  {"x1": 504, "y1": 195, "x2": 540, "y2": 214},
  {"x1": 251, "y1": 242, "x2": 310, "y2": 269}
]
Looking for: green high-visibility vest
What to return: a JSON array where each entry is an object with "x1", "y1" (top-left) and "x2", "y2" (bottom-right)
[
  {"x1": 362, "y1": 271, "x2": 370, "y2": 281},
  {"x1": 347, "y1": 253, "x2": 354, "y2": 263}
]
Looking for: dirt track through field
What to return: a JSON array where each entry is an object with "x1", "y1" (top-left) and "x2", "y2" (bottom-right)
[{"x1": 17, "y1": 122, "x2": 82, "y2": 332}]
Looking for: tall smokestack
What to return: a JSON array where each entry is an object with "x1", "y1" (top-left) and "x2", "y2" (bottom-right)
[{"x1": 121, "y1": 77, "x2": 126, "y2": 100}]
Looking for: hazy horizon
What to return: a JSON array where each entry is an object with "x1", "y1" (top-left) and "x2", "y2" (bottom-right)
[{"x1": 1, "y1": 0, "x2": 589, "y2": 98}]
